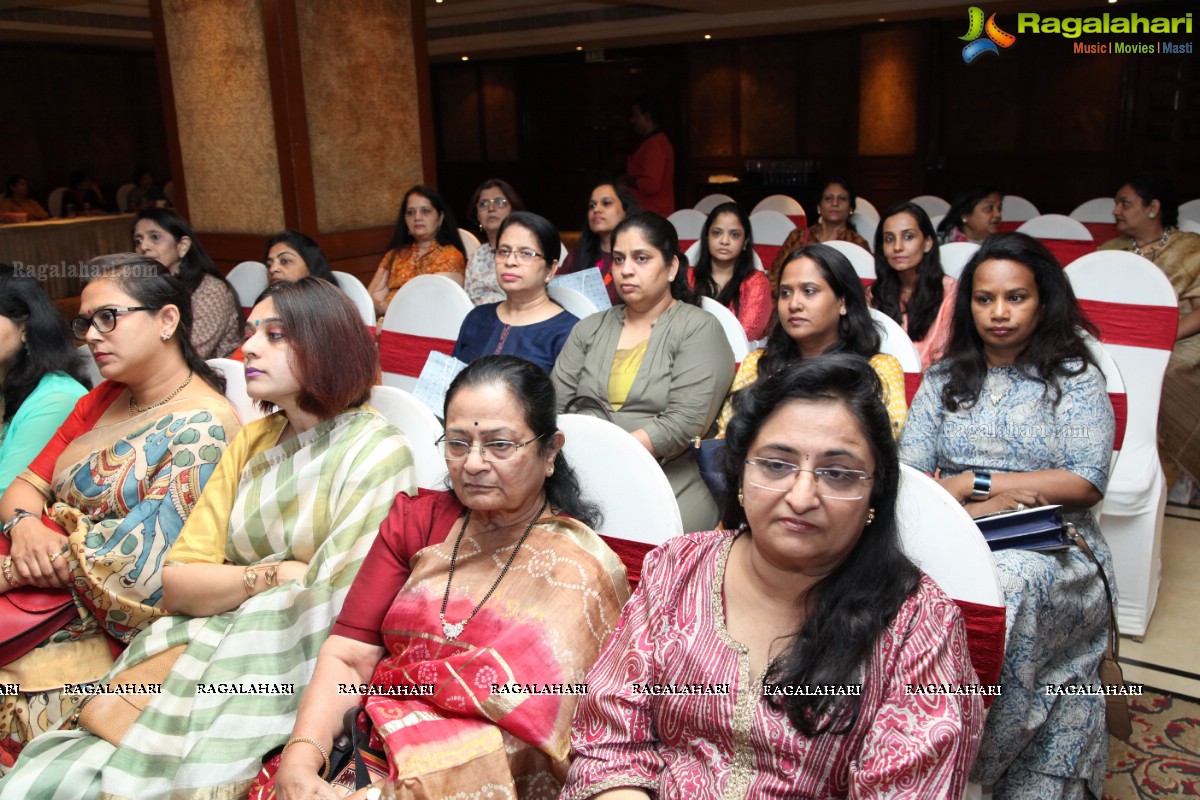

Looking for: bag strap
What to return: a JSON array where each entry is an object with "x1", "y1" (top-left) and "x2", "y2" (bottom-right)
[
  {"x1": 1067, "y1": 523, "x2": 1120, "y2": 662},
  {"x1": 563, "y1": 395, "x2": 615, "y2": 422}
]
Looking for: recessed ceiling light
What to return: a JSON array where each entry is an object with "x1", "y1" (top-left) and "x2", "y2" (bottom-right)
[
  {"x1": 576, "y1": 46, "x2": 583, "y2": 51},
  {"x1": 878, "y1": 17, "x2": 886, "y2": 22},
  {"x1": 703, "y1": 33, "x2": 712, "y2": 40},
  {"x1": 461, "y1": 55, "x2": 469, "y2": 61}
]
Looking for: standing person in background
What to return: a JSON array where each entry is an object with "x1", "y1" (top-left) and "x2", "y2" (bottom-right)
[{"x1": 624, "y1": 97, "x2": 675, "y2": 217}]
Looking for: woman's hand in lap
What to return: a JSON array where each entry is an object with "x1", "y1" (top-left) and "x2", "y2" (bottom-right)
[
  {"x1": 275, "y1": 755, "x2": 342, "y2": 800},
  {"x1": 965, "y1": 487, "x2": 1045, "y2": 518},
  {"x1": 11, "y1": 519, "x2": 72, "y2": 588},
  {"x1": 275, "y1": 560, "x2": 309, "y2": 585}
]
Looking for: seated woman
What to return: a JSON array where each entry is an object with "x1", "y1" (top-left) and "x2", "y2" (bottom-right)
[
  {"x1": 464, "y1": 178, "x2": 525, "y2": 305},
  {"x1": 257, "y1": 355, "x2": 628, "y2": 799},
  {"x1": 553, "y1": 213, "x2": 734, "y2": 532},
  {"x1": 134, "y1": 208, "x2": 243, "y2": 358},
  {"x1": 717, "y1": 244, "x2": 907, "y2": 438},
  {"x1": 869, "y1": 202, "x2": 957, "y2": 369},
  {"x1": 0, "y1": 278, "x2": 90, "y2": 496},
  {"x1": 0, "y1": 255, "x2": 239, "y2": 765},
  {"x1": 559, "y1": 181, "x2": 640, "y2": 306},
  {"x1": 687, "y1": 201, "x2": 772, "y2": 341},
  {"x1": 564, "y1": 354, "x2": 984, "y2": 799},
  {"x1": 1099, "y1": 176, "x2": 1200, "y2": 504},
  {"x1": 937, "y1": 187, "x2": 1003, "y2": 244},
  {"x1": 453, "y1": 212, "x2": 578, "y2": 373},
  {"x1": 368, "y1": 186, "x2": 466, "y2": 316},
  {"x1": 768, "y1": 178, "x2": 869, "y2": 287},
  {"x1": 0, "y1": 278, "x2": 416, "y2": 798},
  {"x1": 265, "y1": 230, "x2": 338, "y2": 286},
  {"x1": 125, "y1": 168, "x2": 170, "y2": 212},
  {"x1": 899, "y1": 233, "x2": 1116, "y2": 799},
  {"x1": 0, "y1": 176, "x2": 49, "y2": 221}
]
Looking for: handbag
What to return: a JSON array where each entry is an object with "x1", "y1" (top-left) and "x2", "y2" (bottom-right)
[
  {"x1": 690, "y1": 437, "x2": 728, "y2": 507},
  {"x1": 69, "y1": 644, "x2": 186, "y2": 746},
  {"x1": 247, "y1": 706, "x2": 387, "y2": 798},
  {"x1": 0, "y1": 533, "x2": 76, "y2": 666},
  {"x1": 974, "y1": 504, "x2": 1072, "y2": 552}
]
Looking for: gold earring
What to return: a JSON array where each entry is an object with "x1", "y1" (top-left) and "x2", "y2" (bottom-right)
[
  {"x1": 547, "y1": 466, "x2": 555, "y2": 477},
  {"x1": 866, "y1": 508, "x2": 876, "y2": 525},
  {"x1": 737, "y1": 488, "x2": 744, "y2": 506}
]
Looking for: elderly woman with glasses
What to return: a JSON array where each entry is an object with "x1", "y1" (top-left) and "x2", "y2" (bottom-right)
[
  {"x1": 252, "y1": 355, "x2": 628, "y2": 800},
  {"x1": 452, "y1": 212, "x2": 579, "y2": 373},
  {"x1": 0, "y1": 255, "x2": 239, "y2": 765},
  {"x1": 563, "y1": 355, "x2": 983, "y2": 800}
]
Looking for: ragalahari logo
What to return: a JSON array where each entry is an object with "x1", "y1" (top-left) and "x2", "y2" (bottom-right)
[{"x1": 960, "y1": 7, "x2": 1017, "y2": 62}]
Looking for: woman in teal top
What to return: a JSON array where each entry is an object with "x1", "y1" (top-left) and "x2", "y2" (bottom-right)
[{"x1": 0, "y1": 277, "x2": 90, "y2": 494}]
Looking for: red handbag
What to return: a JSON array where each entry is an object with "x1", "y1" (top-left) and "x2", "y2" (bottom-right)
[{"x1": 0, "y1": 527, "x2": 76, "y2": 666}]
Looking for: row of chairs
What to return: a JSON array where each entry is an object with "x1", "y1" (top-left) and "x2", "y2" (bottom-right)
[{"x1": 47, "y1": 182, "x2": 177, "y2": 218}]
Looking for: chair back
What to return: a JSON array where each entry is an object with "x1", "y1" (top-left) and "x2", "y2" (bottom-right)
[
  {"x1": 911, "y1": 195, "x2": 950, "y2": 219},
  {"x1": 667, "y1": 209, "x2": 707, "y2": 252},
  {"x1": 1179, "y1": 219, "x2": 1200, "y2": 234},
  {"x1": 207, "y1": 357, "x2": 265, "y2": 424},
  {"x1": 1178, "y1": 198, "x2": 1200, "y2": 224},
  {"x1": 332, "y1": 271, "x2": 376, "y2": 331},
  {"x1": 749, "y1": 210, "x2": 798, "y2": 269},
  {"x1": 116, "y1": 183, "x2": 135, "y2": 213},
  {"x1": 895, "y1": 465, "x2": 1006, "y2": 694},
  {"x1": 547, "y1": 284, "x2": 600, "y2": 319},
  {"x1": 853, "y1": 196, "x2": 881, "y2": 223},
  {"x1": 1078, "y1": 332, "x2": 1127, "y2": 519},
  {"x1": 751, "y1": 194, "x2": 806, "y2": 228},
  {"x1": 48, "y1": 187, "x2": 68, "y2": 218},
  {"x1": 939, "y1": 242, "x2": 979, "y2": 281},
  {"x1": 556, "y1": 413, "x2": 684, "y2": 542},
  {"x1": 77, "y1": 344, "x2": 103, "y2": 389},
  {"x1": 226, "y1": 261, "x2": 270, "y2": 318},
  {"x1": 1001, "y1": 194, "x2": 1039, "y2": 222},
  {"x1": 849, "y1": 215, "x2": 877, "y2": 253},
  {"x1": 369, "y1": 386, "x2": 446, "y2": 490},
  {"x1": 1016, "y1": 214, "x2": 1093, "y2": 241},
  {"x1": 869, "y1": 308, "x2": 923, "y2": 403},
  {"x1": 379, "y1": 274, "x2": 473, "y2": 392},
  {"x1": 694, "y1": 193, "x2": 735, "y2": 215},
  {"x1": 458, "y1": 228, "x2": 480, "y2": 263},
  {"x1": 700, "y1": 297, "x2": 751, "y2": 364},
  {"x1": 824, "y1": 239, "x2": 876, "y2": 285},
  {"x1": 1069, "y1": 197, "x2": 1116, "y2": 223}
]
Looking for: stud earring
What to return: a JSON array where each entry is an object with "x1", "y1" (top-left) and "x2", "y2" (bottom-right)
[
  {"x1": 866, "y1": 508, "x2": 876, "y2": 525},
  {"x1": 161, "y1": 331, "x2": 171, "y2": 341},
  {"x1": 547, "y1": 466, "x2": 555, "y2": 477},
  {"x1": 1148, "y1": 212, "x2": 1156, "y2": 219}
]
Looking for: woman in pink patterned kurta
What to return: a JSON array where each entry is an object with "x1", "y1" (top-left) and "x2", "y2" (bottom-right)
[{"x1": 564, "y1": 355, "x2": 984, "y2": 800}]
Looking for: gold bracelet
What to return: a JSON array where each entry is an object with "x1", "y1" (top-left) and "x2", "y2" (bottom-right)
[
  {"x1": 2, "y1": 557, "x2": 20, "y2": 588},
  {"x1": 243, "y1": 565, "x2": 257, "y2": 597},
  {"x1": 264, "y1": 563, "x2": 278, "y2": 587},
  {"x1": 282, "y1": 736, "x2": 330, "y2": 780}
]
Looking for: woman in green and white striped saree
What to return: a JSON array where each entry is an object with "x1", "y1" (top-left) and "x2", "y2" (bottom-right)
[{"x1": 1, "y1": 278, "x2": 417, "y2": 799}]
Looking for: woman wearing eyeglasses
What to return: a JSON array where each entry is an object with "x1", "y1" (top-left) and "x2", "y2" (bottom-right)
[
  {"x1": 0, "y1": 255, "x2": 239, "y2": 764},
  {"x1": 452, "y1": 212, "x2": 579, "y2": 373},
  {"x1": 0, "y1": 278, "x2": 416, "y2": 798},
  {"x1": 463, "y1": 179, "x2": 526, "y2": 306},
  {"x1": 251, "y1": 355, "x2": 628, "y2": 800},
  {"x1": 368, "y1": 186, "x2": 466, "y2": 316},
  {"x1": 563, "y1": 355, "x2": 983, "y2": 800}
]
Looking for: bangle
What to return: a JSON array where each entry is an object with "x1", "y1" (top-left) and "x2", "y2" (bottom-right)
[
  {"x1": 2, "y1": 557, "x2": 20, "y2": 588},
  {"x1": 264, "y1": 564, "x2": 278, "y2": 587},
  {"x1": 971, "y1": 471, "x2": 992, "y2": 501},
  {"x1": 282, "y1": 737, "x2": 330, "y2": 780},
  {"x1": 243, "y1": 565, "x2": 257, "y2": 597},
  {"x1": 2, "y1": 509, "x2": 36, "y2": 540}
]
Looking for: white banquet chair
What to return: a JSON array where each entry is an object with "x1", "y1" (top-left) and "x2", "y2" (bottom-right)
[
  {"x1": 369, "y1": 386, "x2": 445, "y2": 490},
  {"x1": 226, "y1": 261, "x2": 269, "y2": 319},
  {"x1": 379, "y1": 274, "x2": 473, "y2": 392},
  {"x1": 332, "y1": 271, "x2": 376, "y2": 330},
  {"x1": 824, "y1": 239, "x2": 876, "y2": 285},
  {"x1": 207, "y1": 357, "x2": 265, "y2": 425},
  {"x1": 911, "y1": 195, "x2": 950, "y2": 219},
  {"x1": 939, "y1": 242, "x2": 979, "y2": 282},
  {"x1": 1001, "y1": 194, "x2": 1039, "y2": 223},
  {"x1": 1015, "y1": 214, "x2": 1093, "y2": 241},
  {"x1": 694, "y1": 193, "x2": 735, "y2": 216},
  {"x1": 699, "y1": 297, "x2": 751, "y2": 365},
  {"x1": 667, "y1": 209, "x2": 707, "y2": 252}
]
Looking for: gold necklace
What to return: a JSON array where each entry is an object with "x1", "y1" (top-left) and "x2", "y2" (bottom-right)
[
  {"x1": 1131, "y1": 228, "x2": 1172, "y2": 260},
  {"x1": 128, "y1": 371, "x2": 193, "y2": 417}
]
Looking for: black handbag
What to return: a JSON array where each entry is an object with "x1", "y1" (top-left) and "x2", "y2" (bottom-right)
[
  {"x1": 974, "y1": 504, "x2": 1071, "y2": 552},
  {"x1": 690, "y1": 437, "x2": 728, "y2": 507}
]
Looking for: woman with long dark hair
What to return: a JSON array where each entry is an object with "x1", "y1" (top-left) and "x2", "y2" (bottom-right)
[
  {"x1": 368, "y1": 186, "x2": 466, "y2": 315},
  {"x1": 869, "y1": 201, "x2": 956, "y2": 369},
  {"x1": 900, "y1": 233, "x2": 1116, "y2": 799},
  {"x1": 564, "y1": 354, "x2": 983, "y2": 799},
  {"x1": 716, "y1": 243, "x2": 907, "y2": 437},
  {"x1": 133, "y1": 208, "x2": 242, "y2": 358},
  {"x1": 0, "y1": 255, "x2": 239, "y2": 763},
  {"x1": 559, "y1": 181, "x2": 640, "y2": 306},
  {"x1": 687, "y1": 201, "x2": 772, "y2": 340},
  {"x1": 0, "y1": 278, "x2": 89, "y2": 495},
  {"x1": 553, "y1": 212, "x2": 734, "y2": 532}
]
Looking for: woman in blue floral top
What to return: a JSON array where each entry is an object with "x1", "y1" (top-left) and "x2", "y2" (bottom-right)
[{"x1": 899, "y1": 233, "x2": 1115, "y2": 800}]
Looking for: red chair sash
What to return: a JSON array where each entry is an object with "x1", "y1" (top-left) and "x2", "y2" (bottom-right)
[
  {"x1": 786, "y1": 214, "x2": 807, "y2": 230},
  {"x1": 1077, "y1": 299, "x2": 1177, "y2": 351},
  {"x1": 1039, "y1": 238, "x2": 1096, "y2": 267},
  {"x1": 679, "y1": 238, "x2": 696, "y2": 253},
  {"x1": 903, "y1": 372, "x2": 923, "y2": 405},
  {"x1": 998, "y1": 221, "x2": 1023, "y2": 233},
  {"x1": 598, "y1": 535, "x2": 656, "y2": 590},
  {"x1": 1109, "y1": 392, "x2": 1127, "y2": 451},
  {"x1": 953, "y1": 599, "x2": 1005, "y2": 706},
  {"x1": 379, "y1": 331, "x2": 456, "y2": 378},
  {"x1": 1082, "y1": 222, "x2": 1120, "y2": 244},
  {"x1": 754, "y1": 244, "x2": 782, "y2": 269}
]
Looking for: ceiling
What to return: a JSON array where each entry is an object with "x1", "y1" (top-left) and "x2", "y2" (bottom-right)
[{"x1": 0, "y1": 0, "x2": 1174, "y2": 57}]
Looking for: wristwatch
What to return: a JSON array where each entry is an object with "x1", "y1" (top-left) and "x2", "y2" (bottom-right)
[
  {"x1": 2, "y1": 509, "x2": 36, "y2": 540},
  {"x1": 970, "y1": 471, "x2": 992, "y2": 501}
]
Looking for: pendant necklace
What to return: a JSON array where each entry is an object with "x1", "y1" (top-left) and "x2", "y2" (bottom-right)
[
  {"x1": 439, "y1": 500, "x2": 547, "y2": 641},
  {"x1": 129, "y1": 371, "x2": 192, "y2": 417}
]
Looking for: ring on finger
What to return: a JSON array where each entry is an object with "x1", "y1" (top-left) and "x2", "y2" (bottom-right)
[
  {"x1": 48, "y1": 552, "x2": 61, "y2": 562},
  {"x1": 1015, "y1": 502, "x2": 1026, "y2": 511}
]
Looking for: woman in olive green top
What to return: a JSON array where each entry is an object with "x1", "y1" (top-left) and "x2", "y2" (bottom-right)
[{"x1": 552, "y1": 213, "x2": 735, "y2": 532}]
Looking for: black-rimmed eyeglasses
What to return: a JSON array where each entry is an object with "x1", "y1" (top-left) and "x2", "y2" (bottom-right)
[{"x1": 71, "y1": 307, "x2": 156, "y2": 339}]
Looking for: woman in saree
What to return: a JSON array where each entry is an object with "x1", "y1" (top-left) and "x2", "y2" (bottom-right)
[
  {"x1": 0, "y1": 254, "x2": 240, "y2": 766},
  {"x1": 261, "y1": 355, "x2": 629, "y2": 800},
  {"x1": 0, "y1": 277, "x2": 417, "y2": 798}
]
